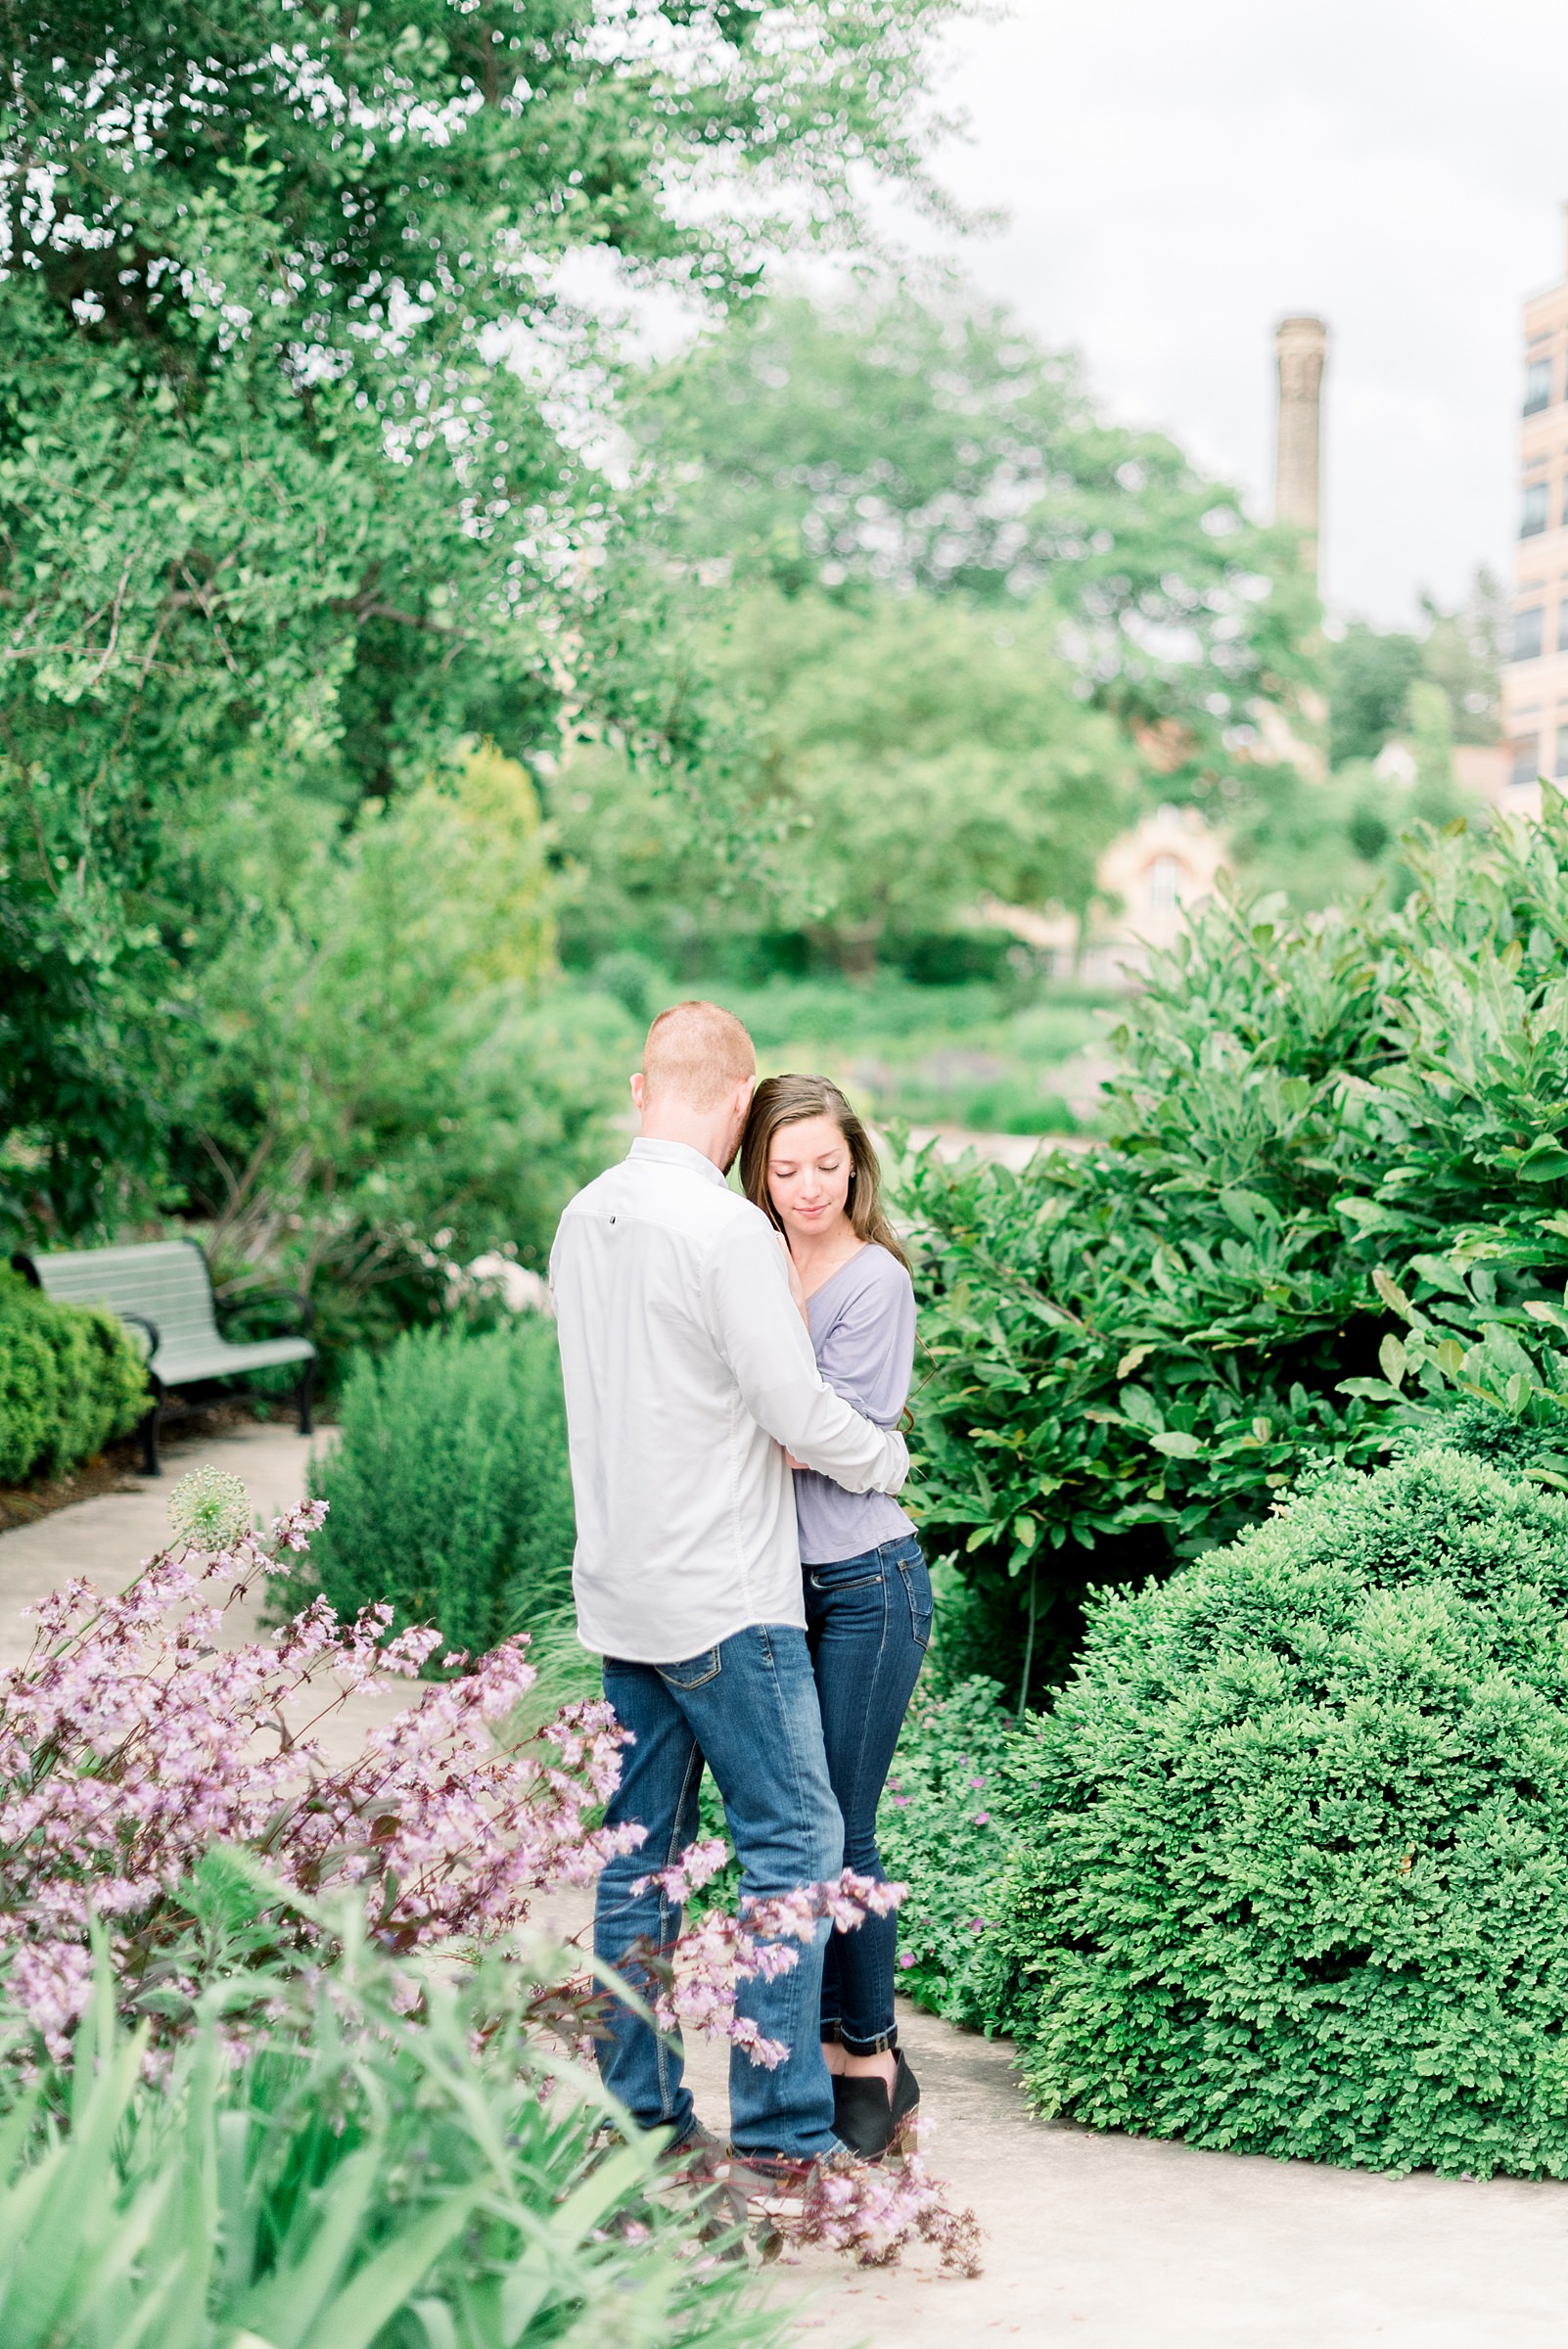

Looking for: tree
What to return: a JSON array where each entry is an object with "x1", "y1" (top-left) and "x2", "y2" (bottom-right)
[
  {"x1": 628, "y1": 289, "x2": 1320, "y2": 777},
  {"x1": 1326, "y1": 576, "x2": 1502, "y2": 774},
  {"x1": 547, "y1": 586, "x2": 1134, "y2": 966},
  {"x1": 1419, "y1": 570, "x2": 1505, "y2": 748},
  {"x1": 0, "y1": 0, "x2": 963, "y2": 1239},
  {"x1": 1325, "y1": 621, "x2": 1426, "y2": 768},
  {"x1": 707, "y1": 588, "x2": 1133, "y2": 950},
  {"x1": 165, "y1": 747, "x2": 635, "y2": 1359}
]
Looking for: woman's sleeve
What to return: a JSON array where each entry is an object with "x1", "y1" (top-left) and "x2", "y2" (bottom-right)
[{"x1": 814, "y1": 1256, "x2": 916, "y2": 1429}]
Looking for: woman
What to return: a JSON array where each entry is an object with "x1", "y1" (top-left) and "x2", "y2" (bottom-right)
[{"x1": 740, "y1": 1074, "x2": 931, "y2": 2161}]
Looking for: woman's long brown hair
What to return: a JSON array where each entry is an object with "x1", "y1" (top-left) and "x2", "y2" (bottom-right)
[{"x1": 739, "y1": 1074, "x2": 909, "y2": 1270}]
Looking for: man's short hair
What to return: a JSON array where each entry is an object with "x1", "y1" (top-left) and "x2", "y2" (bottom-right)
[{"x1": 642, "y1": 1000, "x2": 756, "y2": 1111}]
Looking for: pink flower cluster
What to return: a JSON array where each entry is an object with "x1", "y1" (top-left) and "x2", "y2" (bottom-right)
[
  {"x1": 0, "y1": 1496, "x2": 640, "y2": 2054},
  {"x1": 795, "y1": 2151, "x2": 985, "y2": 2277},
  {"x1": 655, "y1": 1869, "x2": 907, "y2": 2065}
]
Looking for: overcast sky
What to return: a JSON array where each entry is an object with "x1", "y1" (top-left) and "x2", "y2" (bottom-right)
[{"x1": 894, "y1": 0, "x2": 1568, "y2": 625}]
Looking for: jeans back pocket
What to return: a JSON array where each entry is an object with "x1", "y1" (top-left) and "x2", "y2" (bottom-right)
[
  {"x1": 896, "y1": 1551, "x2": 934, "y2": 1650},
  {"x1": 654, "y1": 1646, "x2": 722, "y2": 1690}
]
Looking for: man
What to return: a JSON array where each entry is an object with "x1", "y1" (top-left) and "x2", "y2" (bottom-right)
[{"x1": 549, "y1": 999, "x2": 909, "y2": 2179}]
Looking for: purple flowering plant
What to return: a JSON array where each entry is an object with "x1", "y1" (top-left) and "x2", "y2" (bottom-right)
[{"x1": 0, "y1": 1473, "x2": 982, "y2": 2276}]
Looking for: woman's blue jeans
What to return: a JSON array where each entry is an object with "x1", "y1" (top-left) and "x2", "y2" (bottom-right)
[{"x1": 805, "y1": 1533, "x2": 932, "y2": 2055}]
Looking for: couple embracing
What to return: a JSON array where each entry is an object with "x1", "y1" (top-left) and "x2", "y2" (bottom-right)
[{"x1": 550, "y1": 998, "x2": 931, "y2": 2192}]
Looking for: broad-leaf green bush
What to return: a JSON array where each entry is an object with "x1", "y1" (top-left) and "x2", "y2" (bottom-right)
[
  {"x1": 904, "y1": 793, "x2": 1568, "y2": 1696},
  {"x1": 986, "y1": 1450, "x2": 1568, "y2": 2176},
  {"x1": 0, "y1": 1271, "x2": 148, "y2": 1484},
  {"x1": 306, "y1": 1318, "x2": 575, "y2": 1663}
]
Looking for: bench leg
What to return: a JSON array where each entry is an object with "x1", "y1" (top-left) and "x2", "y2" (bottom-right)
[
  {"x1": 139, "y1": 1402, "x2": 161, "y2": 1477},
  {"x1": 296, "y1": 1359, "x2": 315, "y2": 1439}
]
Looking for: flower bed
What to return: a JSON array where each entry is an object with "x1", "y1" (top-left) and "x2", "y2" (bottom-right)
[{"x1": 0, "y1": 1467, "x2": 980, "y2": 2322}]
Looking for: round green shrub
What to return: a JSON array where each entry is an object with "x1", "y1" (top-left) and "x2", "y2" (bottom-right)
[
  {"x1": 0, "y1": 1271, "x2": 149, "y2": 1484},
  {"x1": 991, "y1": 1449, "x2": 1568, "y2": 2175},
  {"x1": 305, "y1": 1315, "x2": 576, "y2": 1665}
]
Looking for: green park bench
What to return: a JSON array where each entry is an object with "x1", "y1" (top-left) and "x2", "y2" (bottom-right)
[{"x1": 11, "y1": 1240, "x2": 315, "y2": 1476}]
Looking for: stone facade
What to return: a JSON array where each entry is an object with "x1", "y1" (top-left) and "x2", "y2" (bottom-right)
[
  {"x1": 1502, "y1": 210, "x2": 1568, "y2": 815},
  {"x1": 1274, "y1": 316, "x2": 1328, "y2": 568},
  {"x1": 980, "y1": 805, "x2": 1230, "y2": 987}
]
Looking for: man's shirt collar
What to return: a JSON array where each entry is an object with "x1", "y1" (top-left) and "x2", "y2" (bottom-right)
[{"x1": 626, "y1": 1135, "x2": 729, "y2": 1188}]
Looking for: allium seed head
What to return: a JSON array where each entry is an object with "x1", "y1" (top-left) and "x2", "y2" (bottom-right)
[{"x1": 167, "y1": 1467, "x2": 253, "y2": 1552}]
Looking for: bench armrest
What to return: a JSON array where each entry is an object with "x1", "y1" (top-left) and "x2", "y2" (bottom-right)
[
  {"x1": 117, "y1": 1312, "x2": 161, "y2": 1362},
  {"x1": 215, "y1": 1284, "x2": 314, "y2": 1338}
]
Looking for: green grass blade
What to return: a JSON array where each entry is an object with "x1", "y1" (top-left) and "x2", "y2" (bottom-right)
[
  {"x1": 296, "y1": 2186, "x2": 480, "y2": 2349},
  {"x1": 232, "y1": 2145, "x2": 379, "y2": 2347}
]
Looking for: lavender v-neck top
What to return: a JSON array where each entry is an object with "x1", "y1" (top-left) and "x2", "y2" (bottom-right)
[{"x1": 793, "y1": 1243, "x2": 916, "y2": 1565}]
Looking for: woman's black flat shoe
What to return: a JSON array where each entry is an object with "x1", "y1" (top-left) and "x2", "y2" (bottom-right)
[
  {"x1": 888, "y1": 2050, "x2": 920, "y2": 2156},
  {"x1": 831, "y1": 2051, "x2": 920, "y2": 2161}
]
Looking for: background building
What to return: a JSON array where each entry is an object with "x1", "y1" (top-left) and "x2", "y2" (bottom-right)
[
  {"x1": 1274, "y1": 316, "x2": 1328, "y2": 570},
  {"x1": 1502, "y1": 210, "x2": 1568, "y2": 815}
]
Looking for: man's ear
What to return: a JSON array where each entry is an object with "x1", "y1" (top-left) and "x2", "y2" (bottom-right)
[{"x1": 630, "y1": 1072, "x2": 646, "y2": 1113}]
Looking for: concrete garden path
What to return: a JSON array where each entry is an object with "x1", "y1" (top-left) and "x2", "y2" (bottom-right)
[{"x1": 3, "y1": 1421, "x2": 1567, "y2": 2345}]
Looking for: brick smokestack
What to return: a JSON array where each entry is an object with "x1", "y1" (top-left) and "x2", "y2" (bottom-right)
[{"x1": 1273, "y1": 315, "x2": 1328, "y2": 572}]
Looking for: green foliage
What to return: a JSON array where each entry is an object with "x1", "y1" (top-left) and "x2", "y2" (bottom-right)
[
  {"x1": 902, "y1": 795, "x2": 1568, "y2": 1694},
  {"x1": 1226, "y1": 760, "x2": 1394, "y2": 908},
  {"x1": 306, "y1": 1320, "x2": 576, "y2": 1662},
  {"x1": 984, "y1": 1451, "x2": 1568, "y2": 2176},
  {"x1": 711, "y1": 589, "x2": 1134, "y2": 943},
  {"x1": 0, "y1": 1938, "x2": 773, "y2": 2348},
  {"x1": 903, "y1": 894, "x2": 1393, "y2": 1693},
  {"x1": 711, "y1": 969, "x2": 1104, "y2": 1134},
  {"x1": 1, "y1": 0, "x2": 960, "y2": 1242},
  {"x1": 630, "y1": 290, "x2": 1319, "y2": 773},
  {"x1": 0, "y1": 1272, "x2": 148, "y2": 1485},
  {"x1": 1325, "y1": 576, "x2": 1502, "y2": 771},
  {"x1": 1420, "y1": 571, "x2": 1507, "y2": 746},
  {"x1": 1233, "y1": 697, "x2": 1478, "y2": 912},
  {"x1": 875, "y1": 1676, "x2": 1016, "y2": 2031},
  {"x1": 169, "y1": 751, "x2": 632, "y2": 1366},
  {"x1": 1327, "y1": 621, "x2": 1427, "y2": 768},
  {"x1": 551, "y1": 585, "x2": 1134, "y2": 963}
]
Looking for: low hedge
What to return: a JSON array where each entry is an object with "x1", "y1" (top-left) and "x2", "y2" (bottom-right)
[
  {"x1": 980, "y1": 1448, "x2": 1568, "y2": 2175},
  {"x1": 0, "y1": 1269, "x2": 149, "y2": 1484},
  {"x1": 306, "y1": 1316, "x2": 576, "y2": 1663}
]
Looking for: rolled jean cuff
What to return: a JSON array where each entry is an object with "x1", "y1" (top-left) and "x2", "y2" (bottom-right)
[{"x1": 836, "y1": 2024, "x2": 899, "y2": 2056}]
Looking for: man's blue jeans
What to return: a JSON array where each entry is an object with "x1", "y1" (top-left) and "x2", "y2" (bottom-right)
[{"x1": 596, "y1": 1623, "x2": 844, "y2": 2160}]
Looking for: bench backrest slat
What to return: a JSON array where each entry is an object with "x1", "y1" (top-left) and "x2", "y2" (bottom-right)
[{"x1": 23, "y1": 1241, "x2": 222, "y2": 1350}]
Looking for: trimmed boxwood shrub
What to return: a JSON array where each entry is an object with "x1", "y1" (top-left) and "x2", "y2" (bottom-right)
[
  {"x1": 306, "y1": 1316, "x2": 576, "y2": 1664},
  {"x1": 985, "y1": 1449, "x2": 1568, "y2": 2175},
  {"x1": 0, "y1": 1270, "x2": 149, "y2": 1484}
]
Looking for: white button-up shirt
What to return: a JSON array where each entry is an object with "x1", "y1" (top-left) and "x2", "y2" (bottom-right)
[{"x1": 549, "y1": 1137, "x2": 910, "y2": 1662}]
